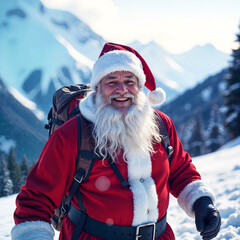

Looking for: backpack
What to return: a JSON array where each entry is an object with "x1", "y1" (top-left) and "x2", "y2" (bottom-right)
[
  {"x1": 44, "y1": 83, "x2": 91, "y2": 136},
  {"x1": 45, "y1": 84, "x2": 174, "y2": 231},
  {"x1": 44, "y1": 83, "x2": 92, "y2": 230}
]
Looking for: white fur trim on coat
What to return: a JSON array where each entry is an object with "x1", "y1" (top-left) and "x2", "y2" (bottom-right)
[
  {"x1": 79, "y1": 91, "x2": 96, "y2": 123},
  {"x1": 177, "y1": 180, "x2": 216, "y2": 218},
  {"x1": 11, "y1": 220, "x2": 54, "y2": 240},
  {"x1": 127, "y1": 150, "x2": 159, "y2": 226}
]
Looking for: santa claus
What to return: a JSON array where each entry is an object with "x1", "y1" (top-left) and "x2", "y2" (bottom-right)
[{"x1": 11, "y1": 42, "x2": 221, "y2": 240}]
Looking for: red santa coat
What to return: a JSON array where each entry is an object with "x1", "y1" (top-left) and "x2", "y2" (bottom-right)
[{"x1": 14, "y1": 110, "x2": 202, "y2": 240}]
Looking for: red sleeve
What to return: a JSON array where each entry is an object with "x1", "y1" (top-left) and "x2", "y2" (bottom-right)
[
  {"x1": 155, "y1": 110, "x2": 201, "y2": 198},
  {"x1": 14, "y1": 117, "x2": 78, "y2": 224}
]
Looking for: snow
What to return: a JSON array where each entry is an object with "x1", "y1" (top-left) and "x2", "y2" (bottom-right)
[
  {"x1": 201, "y1": 87, "x2": 212, "y2": 102},
  {"x1": 165, "y1": 56, "x2": 184, "y2": 73},
  {"x1": 168, "y1": 142, "x2": 240, "y2": 239},
  {"x1": 218, "y1": 136, "x2": 240, "y2": 150},
  {"x1": 225, "y1": 111, "x2": 239, "y2": 124},
  {"x1": 56, "y1": 36, "x2": 94, "y2": 69},
  {"x1": 8, "y1": 87, "x2": 45, "y2": 120},
  {"x1": 0, "y1": 136, "x2": 16, "y2": 154},
  {"x1": 224, "y1": 83, "x2": 240, "y2": 97},
  {"x1": 1, "y1": 140, "x2": 240, "y2": 239},
  {"x1": 0, "y1": 0, "x2": 230, "y2": 114},
  {"x1": 0, "y1": 0, "x2": 101, "y2": 104},
  {"x1": 229, "y1": 83, "x2": 240, "y2": 93},
  {"x1": 130, "y1": 41, "x2": 229, "y2": 94}
]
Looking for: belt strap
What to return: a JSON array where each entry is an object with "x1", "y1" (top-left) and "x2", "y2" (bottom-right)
[{"x1": 68, "y1": 204, "x2": 167, "y2": 240}]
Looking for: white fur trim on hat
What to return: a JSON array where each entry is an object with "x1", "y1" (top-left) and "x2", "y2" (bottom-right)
[
  {"x1": 91, "y1": 50, "x2": 146, "y2": 90},
  {"x1": 147, "y1": 88, "x2": 166, "y2": 106},
  {"x1": 177, "y1": 180, "x2": 216, "y2": 218},
  {"x1": 11, "y1": 220, "x2": 54, "y2": 240}
]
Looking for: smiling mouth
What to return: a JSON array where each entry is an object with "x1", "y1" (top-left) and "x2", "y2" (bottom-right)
[{"x1": 113, "y1": 97, "x2": 130, "y2": 102}]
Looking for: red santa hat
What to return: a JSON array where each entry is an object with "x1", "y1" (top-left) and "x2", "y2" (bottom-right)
[{"x1": 91, "y1": 42, "x2": 166, "y2": 106}]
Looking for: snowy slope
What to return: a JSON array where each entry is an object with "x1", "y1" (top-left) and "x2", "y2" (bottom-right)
[
  {"x1": 0, "y1": 78, "x2": 47, "y2": 161},
  {"x1": 1, "y1": 139, "x2": 239, "y2": 239},
  {"x1": 168, "y1": 139, "x2": 240, "y2": 239}
]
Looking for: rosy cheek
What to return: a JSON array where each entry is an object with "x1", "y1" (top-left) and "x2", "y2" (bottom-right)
[
  {"x1": 102, "y1": 87, "x2": 116, "y2": 98},
  {"x1": 129, "y1": 86, "x2": 139, "y2": 94}
]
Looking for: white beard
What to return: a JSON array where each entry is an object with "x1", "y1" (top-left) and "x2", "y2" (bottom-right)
[{"x1": 93, "y1": 90, "x2": 161, "y2": 161}]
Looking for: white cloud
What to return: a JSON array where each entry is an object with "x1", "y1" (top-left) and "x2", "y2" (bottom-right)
[
  {"x1": 42, "y1": 0, "x2": 120, "y2": 32},
  {"x1": 41, "y1": 0, "x2": 240, "y2": 54}
]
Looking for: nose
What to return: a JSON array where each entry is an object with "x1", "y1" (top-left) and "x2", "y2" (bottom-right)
[{"x1": 116, "y1": 83, "x2": 128, "y2": 95}]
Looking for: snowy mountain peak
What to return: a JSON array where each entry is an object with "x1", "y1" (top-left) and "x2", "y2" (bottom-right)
[
  {"x1": 129, "y1": 41, "x2": 229, "y2": 96},
  {"x1": 0, "y1": 0, "x2": 230, "y2": 112},
  {"x1": 181, "y1": 43, "x2": 226, "y2": 58},
  {"x1": 0, "y1": 0, "x2": 105, "y2": 112}
]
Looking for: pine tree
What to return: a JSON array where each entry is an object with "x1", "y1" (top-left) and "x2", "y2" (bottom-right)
[
  {"x1": 8, "y1": 147, "x2": 21, "y2": 193},
  {"x1": 189, "y1": 113, "x2": 205, "y2": 157},
  {"x1": 31, "y1": 159, "x2": 37, "y2": 170},
  {"x1": 224, "y1": 24, "x2": 240, "y2": 139},
  {"x1": 0, "y1": 154, "x2": 13, "y2": 196},
  {"x1": 206, "y1": 105, "x2": 225, "y2": 153},
  {"x1": 20, "y1": 155, "x2": 30, "y2": 187},
  {"x1": 178, "y1": 119, "x2": 195, "y2": 154}
]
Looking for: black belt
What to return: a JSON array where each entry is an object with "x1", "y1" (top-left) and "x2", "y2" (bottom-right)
[{"x1": 68, "y1": 204, "x2": 167, "y2": 240}]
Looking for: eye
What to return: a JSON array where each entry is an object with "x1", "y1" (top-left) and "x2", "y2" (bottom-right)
[
  {"x1": 126, "y1": 80, "x2": 136, "y2": 85},
  {"x1": 107, "y1": 81, "x2": 117, "y2": 86}
]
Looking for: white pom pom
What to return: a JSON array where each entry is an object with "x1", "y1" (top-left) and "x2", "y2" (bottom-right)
[{"x1": 147, "y1": 88, "x2": 166, "y2": 106}]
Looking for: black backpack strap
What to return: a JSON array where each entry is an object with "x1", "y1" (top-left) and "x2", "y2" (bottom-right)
[
  {"x1": 69, "y1": 115, "x2": 94, "y2": 240},
  {"x1": 44, "y1": 108, "x2": 53, "y2": 137},
  {"x1": 155, "y1": 112, "x2": 174, "y2": 166},
  {"x1": 61, "y1": 115, "x2": 85, "y2": 213},
  {"x1": 106, "y1": 155, "x2": 129, "y2": 188}
]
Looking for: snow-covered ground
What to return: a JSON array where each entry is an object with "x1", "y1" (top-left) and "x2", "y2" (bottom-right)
[
  {"x1": 1, "y1": 139, "x2": 240, "y2": 240},
  {"x1": 168, "y1": 138, "x2": 240, "y2": 240}
]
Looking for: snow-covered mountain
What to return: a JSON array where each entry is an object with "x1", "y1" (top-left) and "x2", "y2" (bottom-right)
[
  {"x1": 160, "y1": 69, "x2": 227, "y2": 131},
  {"x1": 129, "y1": 41, "x2": 229, "y2": 94},
  {"x1": 1, "y1": 139, "x2": 240, "y2": 239},
  {"x1": 0, "y1": 0, "x2": 104, "y2": 113},
  {"x1": 0, "y1": 0, "x2": 230, "y2": 115},
  {"x1": 0, "y1": 77, "x2": 47, "y2": 161},
  {"x1": 159, "y1": 69, "x2": 229, "y2": 157}
]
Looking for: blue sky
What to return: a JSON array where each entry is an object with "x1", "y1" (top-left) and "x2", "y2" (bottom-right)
[{"x1": 42, "y1": 0, "x2": 240, "y2": 54}]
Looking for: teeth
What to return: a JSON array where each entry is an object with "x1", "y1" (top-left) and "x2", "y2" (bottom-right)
[{"x1": 115, "y1": 98, "x2": 128, "y2": 101}]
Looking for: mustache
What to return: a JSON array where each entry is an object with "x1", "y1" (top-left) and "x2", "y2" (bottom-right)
[{"x1": 108, "y1": 93, "x2": 135, "y2": 101}]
